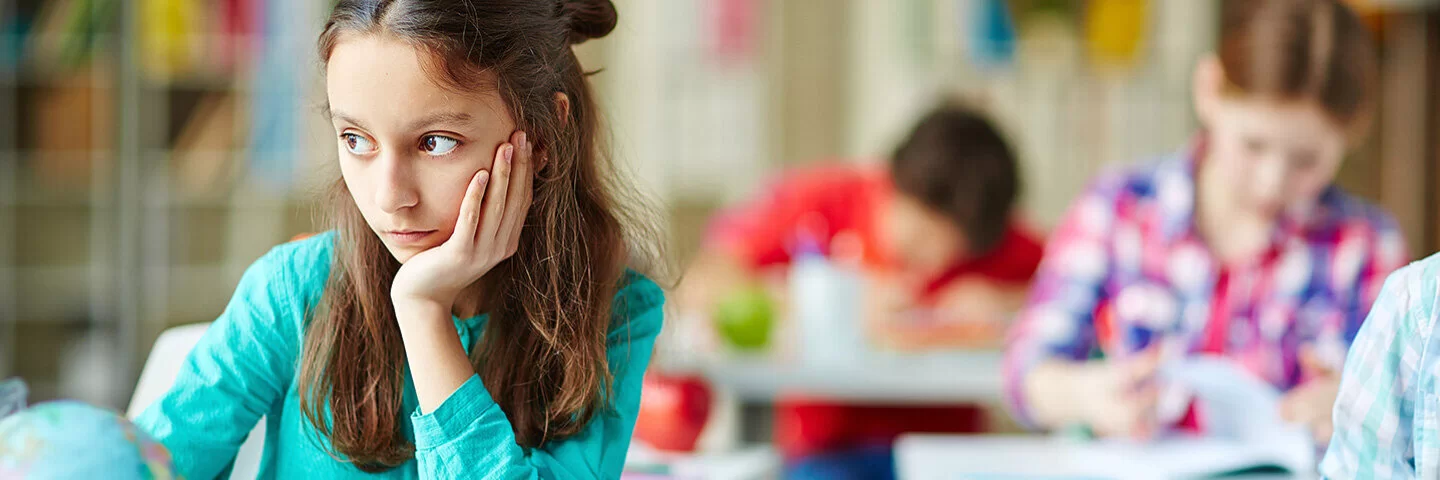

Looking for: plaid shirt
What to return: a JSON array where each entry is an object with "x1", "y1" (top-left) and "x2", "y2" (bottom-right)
[
  {"x1": 1321, "y1": 257, "x2": 1440, "y2": 478},
  {"x1": 1003, "y1": 150, "x2": 1409, "y2": 428}
]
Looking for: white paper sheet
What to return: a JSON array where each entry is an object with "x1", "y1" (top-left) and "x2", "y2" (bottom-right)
[{"x1": 1148, "y1": 356, "x2": 1316, "y2": 477}]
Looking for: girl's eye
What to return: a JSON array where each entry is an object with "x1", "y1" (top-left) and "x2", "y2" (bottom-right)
[
  {"x1": 1243, "y1": 137, "x2": 1266, "y2": 155},
  {"x1": 420, "y1": 135, "x2": 460, "y2": 156},
  {"x1": 341, "y1": 133, "x2": 377, "y2": 155},
  {"x1": 1289, "y1": 152, "x2": 1319, "y2": 172}
]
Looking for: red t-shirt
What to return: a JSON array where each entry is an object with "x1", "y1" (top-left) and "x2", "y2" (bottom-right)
[
  {"x1": 705, "y1": 164, "x2": 1046, "y2": 457},
  {"x1": 706, "y1": 164, "x2": 895, "y2": 271}
]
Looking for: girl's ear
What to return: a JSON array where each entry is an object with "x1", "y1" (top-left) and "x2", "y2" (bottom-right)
[
  {"x1": 542, "y1": 92, "x2": 571, "y2": 170},
  {"x1": 1193, "y1": 54, "x2": 1226, "y2": 129},
  {"x1": 554, "y1": 92, "x2": 571, "y2": 126}
]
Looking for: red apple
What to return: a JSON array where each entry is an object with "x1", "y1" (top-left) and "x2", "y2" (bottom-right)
[{"x1": 634, "y1": 373, "x2": 713, "y2": 452}]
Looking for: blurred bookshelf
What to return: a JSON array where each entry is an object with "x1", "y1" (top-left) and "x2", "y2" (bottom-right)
[{"x1": 0, "y1": 0, "x2": 330, "y2": 409}]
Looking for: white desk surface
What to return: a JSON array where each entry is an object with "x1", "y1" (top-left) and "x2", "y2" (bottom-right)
[
  {"x1": 894, "y1": 434, "x2": 1311, "y2": 480},
  {"x1": 624, "y1": 445, "x2": 780, "y2": 480},
  {"x1": 691, "y1": 350, "x2": 1004, "y2": 404}
]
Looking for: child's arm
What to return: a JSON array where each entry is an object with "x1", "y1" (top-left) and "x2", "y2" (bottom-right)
[
  {"x1": 869, "y1": 278, "x2": 1027, "y2": 351},
  {"x1": 408, "y1": 274, "x2": 664, "y2": 479},
  {"x1": 1002, "y1": 177, "x2": 1119, "y2": 430},
  {"x1": 1284, "y1": 217, "x2": 1405, "y2": 443},
  {"x1": 1278, "y1": 217, "x2": 1408, "y2": 445},
  {"x1": 133, "y1": 247, "x2": 303, "y2": 479},
  {"x1": 934, "y1": 277, "x2": 1031, "y2": 322},
  {"x1": 1321, "y1": 263, "x2": 1431, "y2": 478}
]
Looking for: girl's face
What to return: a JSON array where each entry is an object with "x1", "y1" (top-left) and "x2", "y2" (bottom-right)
[
  {"x1": 1194, "y1": 57, "x2": 1349, "y2": 218},
  {"x1": 327, "y1": 34, "x2": 517, "y2": 263}
]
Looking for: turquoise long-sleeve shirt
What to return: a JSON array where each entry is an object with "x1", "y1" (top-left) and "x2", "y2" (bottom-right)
[{"x1": 134, "y1": 231, "x2": 665, "y2": 479}]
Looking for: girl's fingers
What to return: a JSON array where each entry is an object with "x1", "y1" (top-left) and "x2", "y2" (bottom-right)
[
  {"x1": 1126, "y1": 384, "x2": 1160, "y2": 439},
  {"x1": 451, "y1": 169, "x2": 490, "y2": 248},
  {"x1": 1298, "y1": 345, "x2": 1337, "y2": 378},
  {"x1": 1280, "y1": 385, "x2": 1315, "y2": 422},
  {"x1": 1313, "y1": 422, "x2": 1333, "y2": 443},
  {"x1": 1296, "y1": 386, "x2": 1336, "y2": 426},
  {"x1": 478, "y1": 142, "x2": 514, "y2": 245},
  {"x1": 496, "y1": 131, "x2": 534, "y2": 250},
  {"x1": 1279, "y1": 394, "x2": 1300, "y2": 422},
  {"x1": 1124, "y1": 346, "x2": 1164, "y2": 385}
]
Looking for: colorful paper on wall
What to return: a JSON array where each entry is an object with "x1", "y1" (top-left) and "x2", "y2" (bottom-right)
[
  {"x1": 1084, "y1": 0, "x2": 1149, "y2": 72},
  {"x1": 964, "y1": 0, "x2": 1017, "y2": 69},
  {"x1": 707, "y1": 0, "x2": 759, "y2": 65}
]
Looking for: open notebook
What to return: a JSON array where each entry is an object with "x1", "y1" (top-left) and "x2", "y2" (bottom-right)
[
  {"x1": 1031, "y1": 356, "x2": 1316, "y2": 479},
  {"x1": 1136, "y1": 356, "x2": 1317, "y2": 477},
  {"x1": 898, "y1": 432, "x2": 1313, "y2": 480},
  {"x1": 1083, "y1": 433, "x2": 1313, "y2": 479},
  {"x1": 897, "y1": 357, "x2": 1317, "y2": 480}
]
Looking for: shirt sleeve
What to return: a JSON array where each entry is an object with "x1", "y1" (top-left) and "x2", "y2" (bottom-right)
[
  {"x1": 1002, "y1": 177, "x2": 1120, "y2": 429},
  {"x1": 1345, "y1": 217, "x2": 1410, "y2": 345},
  {"x1": 133, "y1": 247, "x2": 304, "y2": 480},
  {"x1": 972, "y1": 224, "x2": 1047, "y2": 284},
  {"x1": 1321, "y1": 262, "x2": 1429, "y2": 478},
  {"x1": 409, "y1": 273, "x2": 665, "y2": 479}
]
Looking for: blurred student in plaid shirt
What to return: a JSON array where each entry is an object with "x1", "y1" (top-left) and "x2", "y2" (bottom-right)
[{"x1": 1004, "y1": 0, "x2": 1407, "y2": 449}]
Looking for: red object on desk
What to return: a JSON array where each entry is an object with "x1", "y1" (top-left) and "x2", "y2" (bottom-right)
[
  {"x1": 776, "y1": 400, "x2": 989, "y2": 459},
  {"x1": 635, "y1": 374, "x2": 713, "y2": 452}
]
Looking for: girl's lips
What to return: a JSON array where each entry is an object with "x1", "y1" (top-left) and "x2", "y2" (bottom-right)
[{"x1": 384, "y1": 230, "x2": 438, "y2": 245}]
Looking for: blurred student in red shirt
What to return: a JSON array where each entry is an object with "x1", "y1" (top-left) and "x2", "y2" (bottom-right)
[{"x1": 678, "y1": 104, "x2": 1044, "y2": 479}]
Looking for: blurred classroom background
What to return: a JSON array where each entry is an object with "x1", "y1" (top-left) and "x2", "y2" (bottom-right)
[{"x1": 0, "y1": 0, "x2": 1438, "y2": 477}]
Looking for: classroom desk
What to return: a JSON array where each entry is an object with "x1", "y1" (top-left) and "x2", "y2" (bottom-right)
[
  {"x1": 623, "y1": 445, "x2": 780, "y2": 479},
  {"x1": 894, "y1": 434, "x2": 1312, "y2": 480},
  {"x1": 692, "y1": 350, "x2": 1004, "y2": 405}
]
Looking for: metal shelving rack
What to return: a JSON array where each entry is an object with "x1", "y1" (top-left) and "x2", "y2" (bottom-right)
[
  {"x1": 0, "y1": 0, "x2": 124, "y2": 404},
  {"x1": 0, "y1": 0, "x2": 328, "y2": 409}
]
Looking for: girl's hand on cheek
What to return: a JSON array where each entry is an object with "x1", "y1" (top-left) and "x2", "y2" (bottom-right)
[{"x1": 391, "y1": 130, "x2": 534, "y2": 311}]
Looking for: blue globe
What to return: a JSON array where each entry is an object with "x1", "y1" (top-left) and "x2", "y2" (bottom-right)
[{"x1": 0, "y1": 401, "x2": 176, "y2": 479}]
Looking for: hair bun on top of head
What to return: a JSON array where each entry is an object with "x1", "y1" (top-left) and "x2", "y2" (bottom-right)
[{"x1": 560, "y1": 0, "x2": 617, "y2": 44}]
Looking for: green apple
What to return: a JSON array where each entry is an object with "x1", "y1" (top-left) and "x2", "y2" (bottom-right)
[{"x1": 714, "y1": 285, "x2": 775, "y2": 351}]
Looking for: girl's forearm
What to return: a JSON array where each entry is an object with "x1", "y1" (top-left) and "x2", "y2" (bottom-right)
[
  {"x1": 1023, "y1": 360, "x2": 1092, "y2": 429},
  {"x1": 393, "y1": 298, "x2": 477, "y2": 414}
]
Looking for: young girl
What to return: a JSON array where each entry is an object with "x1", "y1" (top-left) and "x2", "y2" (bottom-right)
[
  {"x1": 134, "y1": 0, "x2": 666, "y2": 478},
  {"x1": 1004, "y1": 0, "x2": 1407, "y2": 445}
]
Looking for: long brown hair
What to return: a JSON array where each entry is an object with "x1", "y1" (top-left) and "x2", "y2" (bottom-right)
[
  {"x1": 299, "y1": 0, "x2": 662, "y2": 471},
  {"x1": 1218, "y1": 0, "x2": 1378, "y2": 137}
]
